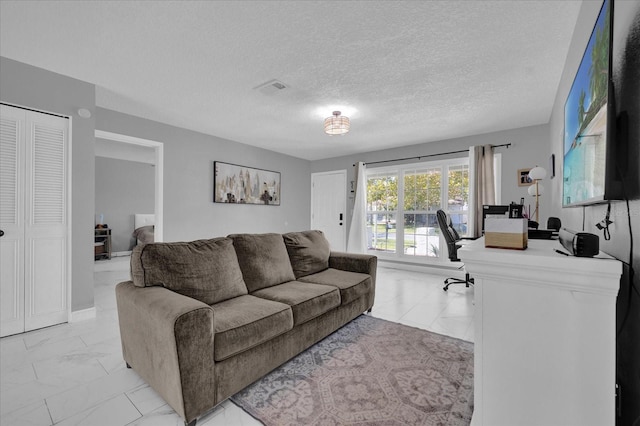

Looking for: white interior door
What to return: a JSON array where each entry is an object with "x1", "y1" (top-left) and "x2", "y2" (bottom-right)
[
  {"x1": 1, "y1": 105, "x2": 26, "y2": 337},
  {"x1": 311, "y1": 170, "x2": 346, "y2": 251},
  {"x1": 24, "y1": 111, "x2": 68, "y2": 331},
  {"x1": 0, "y1": 104, "x2": 69, "y2": 337}
]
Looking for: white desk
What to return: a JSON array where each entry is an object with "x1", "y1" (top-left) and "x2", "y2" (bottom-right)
[{"x1": 459, "y1": 238, "x2": 621, "y2": 426}]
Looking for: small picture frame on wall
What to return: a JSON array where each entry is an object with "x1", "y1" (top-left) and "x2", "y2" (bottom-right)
[{"x1": 518, "y1": 168, "x2": 532, "y2": 186}]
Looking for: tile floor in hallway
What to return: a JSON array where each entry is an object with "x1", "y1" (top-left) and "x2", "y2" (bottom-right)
[{"x1": 1, "y1": 258, "x2": 474, "y2": 426}]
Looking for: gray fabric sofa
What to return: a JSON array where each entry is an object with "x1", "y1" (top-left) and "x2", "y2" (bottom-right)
[{"x1": 115, "y1": 230, "x2": 377, "y2": 426}]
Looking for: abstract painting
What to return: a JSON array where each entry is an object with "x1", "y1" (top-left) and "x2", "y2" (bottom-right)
[{"x1": 214, "y1": 161, "x2": 281, "y2": 205}]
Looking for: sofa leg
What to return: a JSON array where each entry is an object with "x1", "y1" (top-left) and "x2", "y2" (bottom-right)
[
  {"x1": 185, "y1": 420, "x2": 197, "y2": 426},
  {"x1": 367, "y1": 307, "x2": 372, "y2": 313},
  {"x1": 126, "y1": 362, "x2": 131, "y2": 369}
]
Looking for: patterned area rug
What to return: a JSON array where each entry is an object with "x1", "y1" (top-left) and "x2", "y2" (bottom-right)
[{"x1": 231, "y1": 314, "x2": 474, "y2": 425}]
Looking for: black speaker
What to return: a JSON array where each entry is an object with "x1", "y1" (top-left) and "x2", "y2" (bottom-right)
[
  {"x1": 547, "y1": 217, "x2": 561, "y2": 231},
  {"x1": 559, "y1": 228, "x2": 599, "y2": 257}
]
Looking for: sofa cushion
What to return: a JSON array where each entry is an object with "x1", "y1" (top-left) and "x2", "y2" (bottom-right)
[
  {"x1": 229, "y1": 233, "x2": 296, "y2": 292},
  {"x1": 212, "y1": 295, "x2": 293, "y2": 361},
  {"x1": 283, "y1": 230, "x2": 331, "y2": 278},
  {"x1": 298, "y1": 268, "x2": 372, "y2": 305},
  {"x1": 252, "y1": 281, "x2": 340, "y2": 326},
  {"x1": 130, "y1": 237, "x2": 248, "y2": 305}
]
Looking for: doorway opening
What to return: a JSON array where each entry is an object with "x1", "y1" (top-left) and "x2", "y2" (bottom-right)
[{"x1": 94, "y1": 130, "x2": 163, "y2": 269}]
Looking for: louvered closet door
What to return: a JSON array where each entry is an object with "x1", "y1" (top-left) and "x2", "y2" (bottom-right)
[
  {"x1": 24, "y1": 110, "x2": 68, "y2": 331},
  {"x1": 0, "y1": 105, "x2": 69, "y2": 336},
  {"x1": 0, "y1": 105, "x2": 26, "y2": 337}
]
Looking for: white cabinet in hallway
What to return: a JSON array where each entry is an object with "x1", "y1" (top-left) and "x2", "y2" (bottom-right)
[{"x1": 0, "y1": 104, "x2": 69, "y2": 337}]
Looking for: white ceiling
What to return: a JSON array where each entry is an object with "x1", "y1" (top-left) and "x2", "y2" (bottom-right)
[{"x1": 0, "y1": 0, "x2": 582, "y2": 161}]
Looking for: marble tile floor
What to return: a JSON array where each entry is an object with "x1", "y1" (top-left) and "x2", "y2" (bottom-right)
[{"x1": 1, "y1": 262, "x2": 474, "y2": 426}]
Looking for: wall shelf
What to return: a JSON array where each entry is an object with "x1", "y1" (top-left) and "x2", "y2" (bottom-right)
[{"x1": 94, "y1": 228, "x2": 112, "y2": 260}]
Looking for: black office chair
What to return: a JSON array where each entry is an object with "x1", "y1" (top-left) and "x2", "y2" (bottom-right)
[
  {"x1": 547, "y1": 217, "x2": 561, "y2": 231},
  {"x1": 436, "y1": 209, "x2": 477, "y2": 291}
]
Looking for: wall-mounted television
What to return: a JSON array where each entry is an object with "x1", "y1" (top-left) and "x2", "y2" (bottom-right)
[{"x1": 563, "y1": 0, "x2": 622, "y2": 207}]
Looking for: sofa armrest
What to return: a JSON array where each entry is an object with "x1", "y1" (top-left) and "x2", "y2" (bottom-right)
[
  {"x1": 115, "y1": 281, "x2": 215, "y2": 424},
  {"x1": 329, "y1": 251, "x2": 377, "y2": 287}
]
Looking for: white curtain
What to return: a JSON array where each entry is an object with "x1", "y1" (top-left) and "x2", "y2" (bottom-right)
[
  {"x1": 468, "y1": 145, "x2": 495, "y2": 238},
  {"x1": 347, "y1": 162, "x2": 367, "y2": 253}
]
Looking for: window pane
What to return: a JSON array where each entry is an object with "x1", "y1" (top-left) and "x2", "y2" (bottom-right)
[
  {"x1": 403, "y1": 172, "x2": 416, "y2": 211},
  {"x1": 367, "y1": 212, "x2": 396, "y2": 253},
  {"x1": 448, "y1": 164, "x2": 469, "y2": 237},
  {"x1": 366, "y1": 172, "x2": 397, "y2": 253},
  {"x1": 449, "y1": 213, "x2": 468, "y2": 236},
  {"x1": 364, "y1": 160, "x2": 472, "y2": 260},
  {"x1": 367, "y1": 174, "x2": 398, "y2": 212},
  {"x1": 448, "y1": 165, "x2": 469, "y2": 209},
  {"x1": 404, "y1": 168, "x2": 441, "y2": 211},
  {"x1": 427, "y1": 168, "x2": 442, "y2": 211},
  {"x1": 403, "y1": 213, "x2": 439, "y2": 257},
  {"x1": 428, "y1": 188, "x2": 442, "y2": 211}
]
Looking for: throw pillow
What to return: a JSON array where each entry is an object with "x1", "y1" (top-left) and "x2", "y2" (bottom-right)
[
  {"x1": 283, "y1": 230, "x2": 330, "y2": 278},
  {"x1": 229, "y1": 233, "x2": 296, "y2": 292},
  {"x1": 131, "y1": 237, "x2": 248, "y2": 305}
]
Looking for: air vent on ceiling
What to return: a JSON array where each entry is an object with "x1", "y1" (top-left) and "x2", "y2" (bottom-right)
[{"x1": 254, "y1": 79, "x2": 288, "y2": 95}]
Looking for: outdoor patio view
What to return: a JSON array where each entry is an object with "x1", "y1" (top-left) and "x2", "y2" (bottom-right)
[{"x1": 366, "y1": 161, "x2": 469, "y2": 261}]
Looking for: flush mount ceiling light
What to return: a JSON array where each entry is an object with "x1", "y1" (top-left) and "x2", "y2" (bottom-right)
[{"x1": 324, "y1": 111, "x2": 350, "y2": 135}]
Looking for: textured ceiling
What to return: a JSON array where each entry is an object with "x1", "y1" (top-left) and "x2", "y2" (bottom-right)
[{"x1": 0, "y1": 0, "x2": 582, "y2": 161}]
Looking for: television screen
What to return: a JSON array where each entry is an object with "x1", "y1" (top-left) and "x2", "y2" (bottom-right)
[{"x1": 563, "y1": 0, "x2": 613, "y2": 207}]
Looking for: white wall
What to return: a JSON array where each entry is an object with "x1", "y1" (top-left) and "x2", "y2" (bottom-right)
[
  {"x1": 548, "y1": 2, "x2": 640, "y2": 423},
  {"x1": 0, "y1": 56, "x2": 96, "y2": 311},
  {"x1": 95, "y1": 157, "x2": 155, "y2": 252},
  {"x1": 95, "y1": 138, "x2": 155, "y2": 164},
  {"x1": 311, "y1": 124, "x2": 552, "y2": 236},
  {"x1": 96, "y1": 107, "x2": 312, "y2": 241}
]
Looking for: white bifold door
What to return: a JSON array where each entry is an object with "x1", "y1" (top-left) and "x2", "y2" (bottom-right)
[{"x1": 1, "y1": 104, "x2": 69, "y2": 337}]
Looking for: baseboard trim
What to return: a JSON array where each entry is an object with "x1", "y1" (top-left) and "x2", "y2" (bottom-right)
[
  {"x1": 112, "y1": 251, "x2": 132, "y2": 257},
  {"x1": 70, "y1": 307, "x2": 96, "y2": 322},
  {"x1": 379, "y1": 260, "x2": 460, "y2": 274}
]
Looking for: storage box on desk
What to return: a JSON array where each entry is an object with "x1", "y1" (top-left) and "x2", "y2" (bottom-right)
[{"x1": 485, "y1": 218, "x2": 528, "y2": 249}]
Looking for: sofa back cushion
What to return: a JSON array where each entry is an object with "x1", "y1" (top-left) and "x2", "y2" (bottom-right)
[
  {"x1": 229, "y1": 233, "x2": 296, "y2": 292},
  {"x1": 283, "y1": 230, "x2": 330, "y2": 278},
  {"x1": 131, "y1": 237, "x2": 248, "y2": 305}
]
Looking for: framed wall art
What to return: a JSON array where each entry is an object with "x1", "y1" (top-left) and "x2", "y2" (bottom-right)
[
  {"x1": 517, "y1": 168, "x2": 532, "y2": 187},
  {"x1": 213, "y1": 161, "x2": 281, "y2": 205}
]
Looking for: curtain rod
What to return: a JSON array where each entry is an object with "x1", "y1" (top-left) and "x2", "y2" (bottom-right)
[{"x1": 354, "y1": 143, "x2": 511, "y2": 167}]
